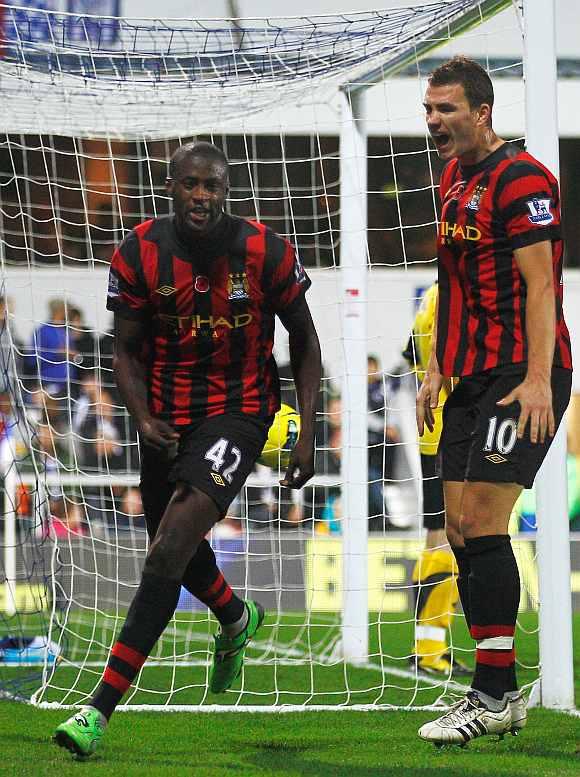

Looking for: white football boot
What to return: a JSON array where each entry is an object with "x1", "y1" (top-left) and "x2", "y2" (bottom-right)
[
  {"x1": 418, "y1": 690, "x2": 512, "y2": 746},
  {"x1": 508, "y1": 692, "x2": 527, "y2": 734}
]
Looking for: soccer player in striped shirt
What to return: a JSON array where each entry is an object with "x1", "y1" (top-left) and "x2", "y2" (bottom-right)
[
  {"x1": 416, "y1": 57, "x2": 572, "y2": 746},
  {"x1": 54, "y1": 141, "x2": 321, "y2": 758}
]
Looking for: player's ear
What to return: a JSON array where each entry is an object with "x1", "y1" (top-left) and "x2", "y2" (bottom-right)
[
  {"x1": 477, "y1": 102, "x2": 492, "y2": 127},
  {"x1": 165, "y1": 177, "x2": 174, "y2": 196}
]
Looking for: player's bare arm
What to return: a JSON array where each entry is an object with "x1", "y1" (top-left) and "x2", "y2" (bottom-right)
[
  {"x1": 113, "y1": 313, "x2": 179, "y2": 452},
  {"x1": 496, "y1": 240, "x2": 556, "y2": 443},
  {"x1": 277, "y1": 296, "x2": 321, "y2": 489},
  {"x1": 417, "y1": 353, "x2": 444, "y2": 436}
]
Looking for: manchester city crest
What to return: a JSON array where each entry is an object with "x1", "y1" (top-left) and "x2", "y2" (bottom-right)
[
  {"x1": 227, "y1": 272, "x2": 250, "y2": 301},
  {"x1": 466, "y1": 185, "x2": 487, "y2": 212}
]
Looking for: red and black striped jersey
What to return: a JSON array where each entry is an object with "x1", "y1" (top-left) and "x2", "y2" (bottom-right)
[
  {"x1": 106, "y1": 214, "x2": 311, "y2": 426},
  {"x1": 436, "y1": 143, "x2": 572, "y2": 377}
]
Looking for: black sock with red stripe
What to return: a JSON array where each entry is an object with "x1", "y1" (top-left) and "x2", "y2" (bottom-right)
[
  {"x1": 451, "y1": 545, "x2": 472, "y2": 630},
  {"x1": 91, "y1": 571, "x2": 181, "y2": 719},
  {"x1": 182, "y1": 539, "x2": 245, "y2": 626},
  {"x1": 466, "y1": 534, "x2": 519, "y2": 700}
]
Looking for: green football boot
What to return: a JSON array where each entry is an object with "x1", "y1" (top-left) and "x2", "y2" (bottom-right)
[
  {"x1": 53, "y1": 706, "x2": 107, "y2": 759},
  {"x1": 209, "y1": 600, "x2": 265, "y2": 693}
]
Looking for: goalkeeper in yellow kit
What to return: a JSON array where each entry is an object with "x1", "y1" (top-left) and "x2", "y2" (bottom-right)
[{"x1": 403, "y1": 282, "x2": 469, "y2": 676}]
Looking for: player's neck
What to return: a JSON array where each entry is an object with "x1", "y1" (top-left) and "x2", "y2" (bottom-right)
[
  {"x1": 173, "y1": 211, "x2": 228, "y2": 248},
  {"x1": 458, "y1": 133, "x2": 504, "y2": 167}
]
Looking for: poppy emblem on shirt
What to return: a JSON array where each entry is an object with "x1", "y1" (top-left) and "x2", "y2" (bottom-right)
[
  {"x1": 155, "y1": 285, "x2": 177, "y2": 296},
  {"x1": 227, "y1": 272, "x2": 250, "y2": 301},
  {"x1": 526, "y1": 198, "x2": 554, "y2": 225},
  {"x1": 195, "y1": 275, "x2": 210, "y2": 293}
]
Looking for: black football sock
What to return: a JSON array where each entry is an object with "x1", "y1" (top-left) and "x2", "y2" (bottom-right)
[
  {"x1": 466, "y1": 534, "x2": 519, "y2": 701},
  {"x1": 451, "y1": 545, "x2": 472, "y2": 631},
  {"x1": 182, "y1": 539, "x2": 245, "y2": 627},
  {"x1": 91, "y1": 571, "x2": 181, "y2": 720}
]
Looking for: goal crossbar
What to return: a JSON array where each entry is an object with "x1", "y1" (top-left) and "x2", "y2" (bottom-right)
[{"x1": 344, "y1": 0, "x2": 513, "y2": 97}]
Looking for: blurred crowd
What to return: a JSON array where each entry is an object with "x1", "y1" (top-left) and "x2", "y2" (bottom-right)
[{"x1": 0, "y1": 295, "x2": 140, "y2": 539}]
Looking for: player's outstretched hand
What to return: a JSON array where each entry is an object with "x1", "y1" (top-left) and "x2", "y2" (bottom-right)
[
  {"x1": 280, "y1": 438, "x2": 315, "y2": 489},
  {"x1": 496, "y1": 374, "x2": 555, "y2": 444},
  {"x1": 139, "y1": 417, "x2": 180, "y2": 454},
  {"x1": 417, "y1": 368, "x2": 443, "y2": 435}
]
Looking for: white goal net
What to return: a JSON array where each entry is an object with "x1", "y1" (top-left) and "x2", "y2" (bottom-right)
[{"x1": 0, "y1": 0, "x2": 553, "y2": 712}]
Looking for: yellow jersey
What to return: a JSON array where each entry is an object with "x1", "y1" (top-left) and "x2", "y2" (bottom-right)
[{"x1": 404, "y1": 282, "x2": 449, "y2": 455}]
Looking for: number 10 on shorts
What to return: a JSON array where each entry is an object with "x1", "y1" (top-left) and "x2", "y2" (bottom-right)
[
  {"x1": 484, "y1": 416, "x2": 518, "y2": 455},
  {"x1": 204, "y1": 438, "x2": 242, "y2": 484}
]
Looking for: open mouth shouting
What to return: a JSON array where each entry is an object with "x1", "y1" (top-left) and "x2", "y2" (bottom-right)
[{"x1": 430, "y1": 132, "x2": 451, "y2": 153}]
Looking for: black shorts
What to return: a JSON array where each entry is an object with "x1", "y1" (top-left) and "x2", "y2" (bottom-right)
[
  {"x1": 440, "y1": 366, "x2": 572, "y2": 489},
  {"x1": 140, "y1": 413, "x2": 270, "y2": 533}
]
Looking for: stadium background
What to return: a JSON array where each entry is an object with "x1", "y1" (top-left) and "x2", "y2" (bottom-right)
[{"x1": 0, "y1": 4, "x2": 578, "y2": 769}]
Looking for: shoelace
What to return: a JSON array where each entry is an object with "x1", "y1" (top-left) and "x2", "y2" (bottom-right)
[
  {"x1": 214, "y1": 628, "x2": 248, "y2": 661},
  {"x1": 439, "y1": 693, "x2": 481, "y2": 726}
]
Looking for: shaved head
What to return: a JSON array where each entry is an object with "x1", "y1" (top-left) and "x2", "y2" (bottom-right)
[{"x1": 168, "y1": 141, "x2": 229, "y2": 182}]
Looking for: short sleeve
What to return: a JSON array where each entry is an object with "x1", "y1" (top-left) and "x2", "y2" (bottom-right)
[
  {"x1": 106, "y1": 232, "x2": 151, "y2": 320},
  {"x1": 496, "y1": 160, "x2": 561, "y2": 250},
  {"x1": 264, "y1": 232, "x2": 311, "y2": 314}
]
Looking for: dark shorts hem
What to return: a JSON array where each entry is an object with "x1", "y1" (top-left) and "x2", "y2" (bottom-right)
[
  {"x1": 166, "y1": 475, "x2": 228, "y2": 518},
  {"x1": 464, "y1": 473, "x2": 534, "y2": 489}
]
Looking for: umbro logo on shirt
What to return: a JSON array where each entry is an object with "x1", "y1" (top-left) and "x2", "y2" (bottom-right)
[{"x1": 155, "y1": 285, "x2": 177, "y2": 296}]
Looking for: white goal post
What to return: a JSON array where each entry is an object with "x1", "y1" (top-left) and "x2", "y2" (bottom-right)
[
  {"x1": 0, "y1": 0, "x2": 575, "y2": 712},
  {"x1": 522, "y1": 0, "x2": 574, "y2": 711}
]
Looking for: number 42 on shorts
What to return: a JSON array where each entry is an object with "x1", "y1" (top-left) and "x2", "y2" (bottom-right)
[{"x1": 205, "y1": 438, "x2": 242, "y2": 484}]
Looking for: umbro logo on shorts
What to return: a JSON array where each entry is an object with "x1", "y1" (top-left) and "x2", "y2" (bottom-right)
[
  {"x1": 211, "y1": 472, "x2": 226, "y2": 487},
  {"x1": 486, "y1": 453, "x2": 507, "y2": 464}
]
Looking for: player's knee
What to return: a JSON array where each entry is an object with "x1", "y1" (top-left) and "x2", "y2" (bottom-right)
[
  {"x1": 460, "y1": 490, "x2": 497, "y2": 536},
  {"x1": 145, "y1": 534, "x2": 189, "y2": 580},
  {"x1": 444, "y1": 504, "x2": 462, "y2": 545},
  {"x1": 458, "y1": 512, "x2": 478, "y2": 537},
  {"x1": 171, "y1": 482, "x2": 218, "y2": 521}
]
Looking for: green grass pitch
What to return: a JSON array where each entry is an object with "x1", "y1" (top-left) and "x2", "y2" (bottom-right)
[{"x1": 0, "y1": 612, "x2": 579, "y2": 775}]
